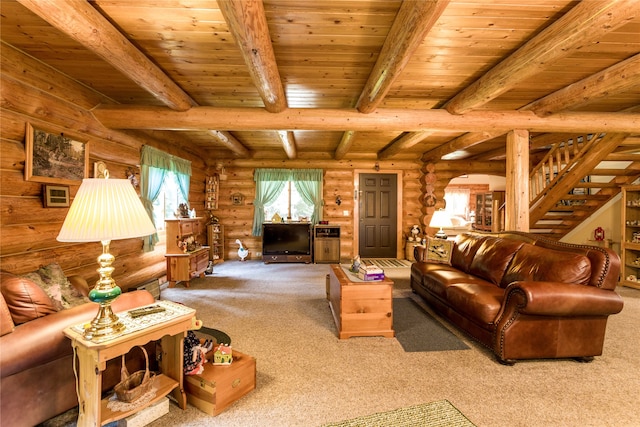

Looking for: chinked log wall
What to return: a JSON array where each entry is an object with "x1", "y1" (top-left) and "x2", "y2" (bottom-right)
[
  {"x1": 1, "y1": 43, "x2": 446, "y2": 282},
  {"x1": 216, "y1": 162, "x2": 423, "y2": 262},
  {"x1": 0, "y1": 43, "x2": 208, "y2": 290}
]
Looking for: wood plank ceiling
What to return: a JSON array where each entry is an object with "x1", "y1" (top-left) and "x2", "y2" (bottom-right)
[{"x1": 2, "y1": 0, "x2": 639, "y2": 162}]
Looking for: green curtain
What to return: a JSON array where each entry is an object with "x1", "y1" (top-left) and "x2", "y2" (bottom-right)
[
  {"x1": 140, "y1": 165, "x2": 167, "y2": 251},
  {"x1": 294, "y1": 179, "x2": 323, "y2": 224},
  {"x1": 252, "y1": 168, "x2": 323, "y2": 236},
  {"x1": 140, "y1": 145, "x2": 192, "y2": 251}
]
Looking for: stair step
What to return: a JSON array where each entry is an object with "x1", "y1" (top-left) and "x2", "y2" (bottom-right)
[
  {"x1": 592, "y1": 168, "x2": 640, "y2": 176},
  {"x1": 529, "y1": 222, "x2": 574, "y2": 229},
  {"x1": 574, "y1": 182, "x2": 618, "y2": 188}
]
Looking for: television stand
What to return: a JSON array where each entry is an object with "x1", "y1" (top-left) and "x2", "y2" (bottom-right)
[
  {"x1": 262, "y1": 223, "x2": 312, "y2": 263},
  {"x1": 263, "y1": 253, "x2": 312, "y2": 263}
]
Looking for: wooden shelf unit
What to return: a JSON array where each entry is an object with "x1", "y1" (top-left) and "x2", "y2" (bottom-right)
[
  {"x1": 207, "y1": 223, "x2": 224, "y2": 263},
  {"x1": 165, "y1": 217, "x2": 209, "y2": 288},
  {"x1": 205, "y1": 174, "x2": 219, "y2": 211},
  {"x1": 474, "y1": 191, "x2": 505, "y2": 232},
  {"x1": 621, "y1": 185, "x2": 640, "y2": 290}
]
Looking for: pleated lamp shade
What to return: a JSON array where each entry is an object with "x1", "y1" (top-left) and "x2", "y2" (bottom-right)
[{"x1": 57, "y1": 176, "x2": 156, "y2": 243}]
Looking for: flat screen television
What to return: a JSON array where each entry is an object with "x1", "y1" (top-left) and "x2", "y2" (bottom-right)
[{"x1": 262, "y1": 223, "x2": 311, "y2": 255}]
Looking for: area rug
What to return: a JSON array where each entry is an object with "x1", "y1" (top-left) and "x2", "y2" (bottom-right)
[
  {"x1": 393, "y1": 298, "x2": 470, "y2": 352},
  {"x1": 320, "y1": 400, "x2": 476, "y2": 427},
  {"x1": 362, "y1": 258, "x2": 412, "y2": 268}
]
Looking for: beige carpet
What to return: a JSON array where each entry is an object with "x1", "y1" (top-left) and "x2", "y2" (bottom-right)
[{"x1": 142, "y1": 261, "x2": 639, "y2": 427}]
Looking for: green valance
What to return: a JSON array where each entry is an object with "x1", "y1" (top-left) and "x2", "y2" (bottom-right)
[
  {"x1": 254, "y1": 168, "x2": 322, "y2": 182},
  {"x1": 141, "y1": 145, "x2": 192, "y2": 176}
]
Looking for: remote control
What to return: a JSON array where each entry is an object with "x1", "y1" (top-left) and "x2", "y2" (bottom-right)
[{"x1": 128, "y1": 305, "x2": 166, "y2": 318}]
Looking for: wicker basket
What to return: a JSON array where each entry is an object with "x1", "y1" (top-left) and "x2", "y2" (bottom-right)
[{"x1": 114, "y1": 345, "x2": 155, "y2": 403}]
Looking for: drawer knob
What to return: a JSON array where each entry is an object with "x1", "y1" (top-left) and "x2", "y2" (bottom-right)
[{"x1": 232, "y1": 378, "x2": 241, "y2": 388}]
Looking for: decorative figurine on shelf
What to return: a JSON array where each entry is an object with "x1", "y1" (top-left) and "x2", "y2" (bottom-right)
[
  {"x1": 204, "y1": 261, "x2": 214, "y2": 275},
  {"x1": 409, "y1": 225, "x2": 421, "y2": 242},
  {"x1": 594, "y1": 227, "x2": 605, "y2": 241},
  {"x1": 350, "y1": 255, "x2": 361, "y2": 273},
  {"x1": 212, "y1": 344, "x2": 233, "y2": 365},
  {"x1": 176, "y1": 203, "x2": 190, "y2": 218},
  {"x1": 235, "y1": 239, "x2": 249, "y2": 261}
]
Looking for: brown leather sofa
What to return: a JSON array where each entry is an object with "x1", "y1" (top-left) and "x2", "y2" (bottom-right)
[
  {"x1": 1, "y1": 268, "x2": 155, "y2": 426},
  {"x1": 410, "y1": 231, "x2": 623, "y2": 364}
]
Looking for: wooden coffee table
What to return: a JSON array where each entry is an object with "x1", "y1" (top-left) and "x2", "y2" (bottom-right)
[{"x1": 327, "y1": 264, "x2": 395, "y2": 339}]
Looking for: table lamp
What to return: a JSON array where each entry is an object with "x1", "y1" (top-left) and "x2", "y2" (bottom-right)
[
  {"x1": 57, "y1": 170, "x2": 156, "y2": 342},
  {"x1": 430, "y1": 209, "x2": 452, "y2": 240}
]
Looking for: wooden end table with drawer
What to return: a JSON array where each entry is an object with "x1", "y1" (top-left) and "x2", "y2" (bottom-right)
[{"x1": 327, "y1": 264, "x2": 394, "y2": 339}]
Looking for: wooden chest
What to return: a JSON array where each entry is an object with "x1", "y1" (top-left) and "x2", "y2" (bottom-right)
[
  {"x1": 184, "y1": 350, "x2": 256, "y2": 416},
  {"x1": 328, "y1": 264, "x2": 395, "y2": 339}
]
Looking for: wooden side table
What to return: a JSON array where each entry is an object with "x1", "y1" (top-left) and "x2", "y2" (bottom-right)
[
  {"x1": 328, "y1": 264, "x2": 394, "y2": 339},
  {"x1": 63, "y1": 301, "x2": 196, "y2": 426}
]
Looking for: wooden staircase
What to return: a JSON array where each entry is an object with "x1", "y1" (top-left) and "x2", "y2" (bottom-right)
[{"x1": 528, "y1": 133, "x2": 639, "y2": 239}]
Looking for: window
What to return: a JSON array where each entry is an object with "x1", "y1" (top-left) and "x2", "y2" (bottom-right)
[
  {"x1": 140, "y1": 145, "x2": 191, "y2": 251},
  {"x1": 264, "y1": 181, "x2": 314, "y2": 222},
  {"x1": 152, "y1": 171, "x2": 188, "y2": 231},
  {"x1": 252, "y1": 168, "x2": 323, "y2": 236},
  {"x1": 444, "y1": 188, "x2": 470, "y2": 218}
]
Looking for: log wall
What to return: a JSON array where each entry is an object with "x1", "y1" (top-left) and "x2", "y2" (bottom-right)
[
  {"x1": 214, "y1": 159, "x2": 422, "y2": 262},
  {"x1": 1, "y1": 43, "x2": 457, "y2": 285},
  {"x1": 0, "y1": 45, "x2": 208, "y2": 290}
]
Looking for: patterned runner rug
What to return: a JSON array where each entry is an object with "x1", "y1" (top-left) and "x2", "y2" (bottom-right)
[
  {"x1": 361, "y1": 258, "x2": 412, "y2": 268},
  {"x1": 320, "y1": 400, "x2": 476, "y2": 427}
]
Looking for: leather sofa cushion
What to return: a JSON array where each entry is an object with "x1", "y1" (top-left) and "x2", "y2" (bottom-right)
[
  {"x1": 445, "y1": 282, "x2": 505, "y2": 325},
  {"x1": 451, "y1": 233, "x2": 487, "y2": 273},
  {"x1": 0, "y1": 275, "x2": 57, "y2": 324},
  {"x1": 422, "y1": 269, "x2": 492, "y2": 300},
  {"x1": 469, "y1": 237, "x2": 524, "y2": 286},
  {"x1": 500, "y1": 243, "x2": 592, "y2": 288}
]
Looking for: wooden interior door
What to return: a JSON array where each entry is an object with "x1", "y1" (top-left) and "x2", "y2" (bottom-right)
[{"x1": 358, "y1": 173, "x2": 397, "y2": 258}]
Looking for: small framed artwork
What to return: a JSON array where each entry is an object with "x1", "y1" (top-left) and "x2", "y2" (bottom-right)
[
  {"x1": 25, "y1": 123, "x2": 89, "y2": 185},
  {"x1": 94, "y1": 161, "x2": 107, "y2": 178},
  {"x1": 231, "y1": 193, "x2": 244, "y2": 205},
  {"x1": 43, "y1": 185, "x2": 70, "y2": 208}
]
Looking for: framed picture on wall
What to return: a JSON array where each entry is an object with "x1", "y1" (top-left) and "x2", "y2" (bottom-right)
[
  {"x1": 43, "y1": 185, "x2": 70, "y2": 208},
  {"x1": 25, "y1": 123, "x2": 89, "y2": 185}
]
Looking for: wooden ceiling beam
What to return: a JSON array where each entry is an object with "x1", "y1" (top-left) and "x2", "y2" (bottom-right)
[
  {"x1": 339, "y1": 1, "x2": 447, "y2": 160},
  {"x1": 219, "y1": 0, "x2": 287, "y2": 114},
  {"x1": 334, "y1": 131, "x2": 356, "y2": 160},
  {"x1": 277, "y1": 131, "x2": 297, "y2": 159},
  {"x1": 445, "y1": 0, "x2": 637, "y2": 115},
  {"x1": 425, "y1": 53, "x2": 640, "y2": 161},
  {"x1": 378, "y1": 132, "x2": 433, "y2": 160},
  {"x1": 208, "y1": 131, "x2": 253, "y2": 158},
  {"x1": 16, "y1": 0, "x2": 196, "y2": 111},
  {"x1": 526, "y1": 54, "x2": 640, "y2": 117},
  {"x1": 92, "y1": 106, "x2": 639, "y2": 133},
  {"x1": 356, "y1": 0, "x2": 449, "y2": 114},
  {"x1": 16, "y1": 0, "x2": 255, "y2": 158}
]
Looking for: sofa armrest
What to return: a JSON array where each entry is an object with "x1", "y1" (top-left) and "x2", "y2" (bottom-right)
[
  {"x1": 0, "y1": 290, "x2": 155, "y2": 378},
  {"x1": 503, "y1": 281, "x2": 624, "y2": 317}
]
